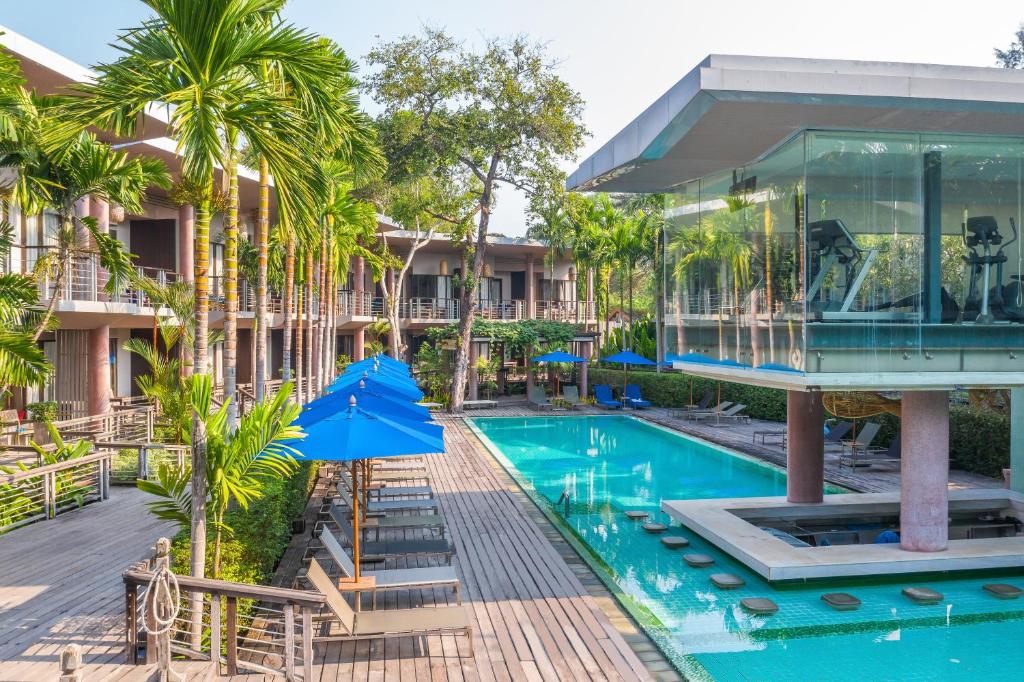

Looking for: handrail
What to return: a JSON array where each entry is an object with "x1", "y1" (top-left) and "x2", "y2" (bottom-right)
[
  {"x1": 123, "y1": 569, "x2": 325, "y2": 608},
  {"x1": 0, "y1": 449, "x2": 105, "y2": 484}
]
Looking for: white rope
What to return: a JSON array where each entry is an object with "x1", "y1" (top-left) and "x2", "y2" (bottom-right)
[{"x1": 141, "y1": 563, "x2": 181, "y2": 636}]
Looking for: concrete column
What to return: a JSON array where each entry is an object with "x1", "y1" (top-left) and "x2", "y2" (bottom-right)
[
  {"x1": 73, "y1": 196, "x2": 91, "y2": 240},
  {"x1": 353, "y1": 327, "x2": 365, "y2": 362},
  {"x1": 579, "y1": 341, "x2": 590, "y2": 399},
  {"x1": 178, "y1": 204, "x2": 194, "y2": 281},
  {"x1": 468, "y1": 342, "x2": 479, "y2": 401},
  {"x1": 526, "y1": 258, "x2": 535, "y2": 318},
  {"x1": 354, "y1": 256, "x2": 365, "y2": 314},
  {"x1": 87, "y1": 198, "x2": 110, "y2": 300},
  {"x1": 1010, "y1": 388, "x2": 1024, "y2": 494},
  {"x1": 786, "y1": 390, "x2": 824, "y2": 503},
  {"x1": 900, "y1": 390, "x2": 949, "y2": 552},
  {"x1": 88, "y1": 325, "x2": 111, "y2": 416}
]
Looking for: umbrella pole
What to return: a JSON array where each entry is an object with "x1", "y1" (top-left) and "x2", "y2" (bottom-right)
[{"x1": 351, "y1": 460, "x2": 360, "y2": 581}]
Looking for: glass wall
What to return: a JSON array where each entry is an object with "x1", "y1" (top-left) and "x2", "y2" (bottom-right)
[{"x1": 664, "y1": 130, "x2": 1024, "y2": 380}]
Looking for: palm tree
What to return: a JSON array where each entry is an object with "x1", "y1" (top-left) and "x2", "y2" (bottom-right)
[{"x1": 58, "y1": 0, "x2": 346, "y2": 590}]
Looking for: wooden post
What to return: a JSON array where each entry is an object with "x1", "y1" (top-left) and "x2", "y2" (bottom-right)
[
  {"x1": 146, "y1": 538, "x2": 185, "y2": 681},
  {"x1": 125, "y1": 584, "x2": 138, "y2": 664},
  {"x1": 226, "y1": 596, "x2": 238, "y2": 675},
  {"x1": 301, "y1": 606, "x2": 313, "y2": 682},
  {"x1": 351, "y1": 461, "x2": 360, "y2": 581},
  {"x1": 138, "y1": 446, "x2": 148, "y2": 481},
  {"x1": 210, "y1": 595, "x2": 221, "y2": 671},
  {"x1": 43, "y1": 472, "x2": 53, "y2": 519},
  {"x1": 284, "y1": 604, "x2": 296, "y2": 679},
  {"x1": 58, "y1": 643, "x2": 83, "y2": 682}
]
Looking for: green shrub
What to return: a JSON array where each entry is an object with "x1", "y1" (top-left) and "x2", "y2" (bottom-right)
[
  {"x1": 588, "y1": 368, "x2": 1010, "y2": 479},
  {"x1": 26, "y1": 401, "x2": 57, "y2": 422}
]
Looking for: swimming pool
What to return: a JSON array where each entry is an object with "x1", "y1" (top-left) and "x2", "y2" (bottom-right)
[{"x1": 469, "y1": 415, "x2": 1024, "y2": 681}]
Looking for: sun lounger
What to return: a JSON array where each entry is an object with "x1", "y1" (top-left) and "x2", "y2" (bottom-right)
[
  {"x1": 693, "y1": 403, "x2": 748, "y2": 424},
  {"x1": 318, "y1": 529, "x2": 460, "y2": 608},
  {"x1": 528, "y1": 385, "x2": 553, "y2": 411},
  {"x1": 340, "y1": 469, "x2": 432, "y2": 499},
  {"x1": 306, "y1": 559, "x2": 473, "y2": 653},
  {"x1": 822, "y1": 421, "x2": 854, "y2": 451},
  {"x1": 840, "y1": 429, "x2": 900, "y2": 468},
  {"x1": 838, "y1": 423, "x2": 882, "y2": 455},
  {"x1": 593, "y1": 385, "x2": 622, "y2": 409},
  {"x1": 668, "y1": 391, "x2": 714, "y2": 417},
  {"x1": 331, "y1": 506, "x2": 454, "y2": 563},
  {"x1": 623, "y1": 385, "x2": 652, "y2": 409},
  {"x1": 327, "y1": 500, "x2": 446, "y2": 540},
  {"x1": 560, "y1": 385, "x2": 584, "y2": 409},
  {"x1": 682, "y1": 401, "x2": 733, "y2": 420},
  {"x1": 336, "y1": 480, "x2": 440, "y2": 515}
]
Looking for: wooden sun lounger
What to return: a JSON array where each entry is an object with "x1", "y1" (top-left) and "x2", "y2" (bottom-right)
[
  {"x1": 339, "y1": 470, "x2": 432, "y2": 499},
  {"x1": 336, "y1": 481, "x2": 440, "y2": 514},
  {"x1": 325, "y1": 500, "x2": 446, "y2": 540},
  {"x1": 307, "y1": 559, "x2": 473, "y2": 653},
  {"x1": 331, "y1": 507, "x2": 454, "y2": 564}
]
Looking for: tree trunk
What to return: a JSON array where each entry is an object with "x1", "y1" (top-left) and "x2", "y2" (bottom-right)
[
  {"x1": 189, "y1": 192, "x2": 213, "y2": 645},
  {"x1": 282, "y1": 236, "x2": 294, "y2": 383},
  {"x1": 317, "y1": 228, "x2": 328, "y2": 393},
  {"x1": 224, "y1": 149, "x2": 239, "y2": 429},
  {"x1": 255, "y1": 156, "x2": 270, "y2": 401},
  {"x1": 305, "y1": 250, "x2": 314, "y2": 405},
  {"x1": 295, "y1": 281, "x2": 303, "y2": 404}
]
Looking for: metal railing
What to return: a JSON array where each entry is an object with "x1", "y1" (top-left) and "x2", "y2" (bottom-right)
[
  {"x1": 478, "y1": 299, "x2": 524, "y2": 320},
  {"x1": 399, "y1": 297, "x2": 460, "y2": 320},
  {"x1": 50, "y1": 405, "x2": 155, "y2": 441},
  {"x1": 535, "y1": 299, "x2": 595, "y2": 322},
  {"x1": 124, "y1": 566, "x2": 322, "y2": 680},
  {"x1": 0, "y1": 449, "x2": 111, "y2": 532},
  {"x1": 337, "y1": 290, "x2": 375, "y2": 317}
]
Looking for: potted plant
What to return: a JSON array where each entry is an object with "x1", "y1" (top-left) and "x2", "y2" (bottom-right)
[{"x1": 25, "y1": 401, "x2": 58, "y2": 444}]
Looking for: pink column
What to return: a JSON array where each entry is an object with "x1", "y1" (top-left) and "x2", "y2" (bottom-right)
[
  {"x1": 89, "y1": 198, "x2": 110, "y2": 299},
  {"x1": 786, "y1": 390, "x2": 824, "y2": 503},
  {"x1": 354, "y1": 256, "x2": 365, "y2": 314},
  {"x1": 178, "y1": 204, "x2": 194, "y2": 281},
  {"x1": 900, "y1": 391, "x2": 949, "y2": 552},
  {"x1": 89, "y1": 325, "x2": 111, "y2": 416},
  {"x1": 525, "y1": 258, "x2": 535, "y2": 318},
  {"x1": 579, "y1": 340, "x2": 590, "y2": 399},
  {"x1": 353, "y1": 328, "x2": 365, "y2": 362}
]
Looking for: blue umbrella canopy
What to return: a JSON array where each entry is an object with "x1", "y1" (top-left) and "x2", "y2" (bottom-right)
[
  {"x1": 345, "y1": 356, "x2": 410, "y2": 377},
  {"x1": 301, "y1": 386, "x2": 431, "y2": 425},
  {"x1": 289, "y1": 396, "x2": 443, "y2": 461},
  {"x1": 603, "y1": 350, "x2": 656, "y2": 366},
  {"x1": 326, "y1": 373, "x2": 424, "y2": 402},
  {"x1": 532, "y1": 351, "x2": 586, "y2": 363}
]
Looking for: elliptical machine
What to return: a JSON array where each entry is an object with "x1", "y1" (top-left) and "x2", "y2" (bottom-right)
[{"x1": 962, "y1": 215, "x2": 1019, "y2": 323}]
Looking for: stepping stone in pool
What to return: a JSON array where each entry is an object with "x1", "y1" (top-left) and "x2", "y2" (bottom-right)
[
  {"x1": 821, "y1": 592, "x2": 861, "y2": 611},
  {"x1": 741, "y1": 598, "x2": 778, "y2": 615},
  {"x1": 683, "y1": 553, "x2": 715, "y2": 568},
  {"x1": 661, "y1": 536, "x2": 690, "y2": 549},
  {"x1": 983, "y1": 583, "x2": 1024, "y2": 600},
  {"x1": 710, "y1": 573, "x2": 745, "y2": 590},
  {"x1": 624, "y1": 510, "x2": 649, "y2": 520},
  {"x1": 902, "y1": 587, "x2": 943, "y2": 604},
  {"x1": 642, "y1": 522, "x2": 668, "y2": 533}
]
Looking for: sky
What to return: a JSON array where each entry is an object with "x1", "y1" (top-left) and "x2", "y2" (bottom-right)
[{"x1": 3, "y1": 0, "x2": 1024, "y2": 235}]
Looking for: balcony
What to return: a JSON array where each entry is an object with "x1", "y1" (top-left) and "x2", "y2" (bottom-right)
[
  {"x1": 337, "y1": 290, "x2": 381, "y2": 318},
  {"x1": 535, "y1": 299, "x2": 595, "y2": 323},
  {"x1": 209, "y1": 276, "x2": 284, "y2": 314}
]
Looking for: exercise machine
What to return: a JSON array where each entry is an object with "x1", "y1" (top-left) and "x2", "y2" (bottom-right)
[
  {"x1": 806, "y1": 219, "x2": 880, "y2": 319},
  {"x1": 962, "y1": 215, "x2": 1019, "y2": 323}
]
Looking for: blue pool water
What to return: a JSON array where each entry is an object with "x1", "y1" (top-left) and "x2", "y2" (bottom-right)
[{"x1": 470, "y1": 415, "x2": 1024, "y2": 681}]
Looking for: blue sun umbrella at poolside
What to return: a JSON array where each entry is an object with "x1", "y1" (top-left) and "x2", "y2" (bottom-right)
[
  {"x1": 326, "y1": 371, "x2": 424, "y2": 402},
  {"x1": 532, "y1": 351, "x2": 586, "y2": 396},
  {"x1": 602, "y1": 350, "x2": 656, "y2": 398},
  {"x1": 344, "y1": 357, "x2": 411, "y2": 379},
  {"x1": 301, "y1": 385, "x2": 431, "y2": 424},
  {"x1": 288, "y1": 395, "x2": 444, "y2": 579}
]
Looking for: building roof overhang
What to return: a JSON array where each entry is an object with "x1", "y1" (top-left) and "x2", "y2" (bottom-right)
[{"x1": 568, "y1": 54, "x2": 1024, "y2": 193}]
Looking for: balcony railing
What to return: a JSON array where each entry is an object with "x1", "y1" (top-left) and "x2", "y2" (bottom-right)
[
  {"x1": 478, "y1": 299, "x2": 525, "y2": 320},
  {"x1": 535, "y1": 299, "x2": 595, "y2": 322},
  {"x1": 210, "y1": 276, "x2": 284, "y2": 314},
  {"x1": 399, "y1": 297, "x2": 460, "y2": 320},
  {"x1": 337, "y1": 290, "x2": 377, "y2": 317}
]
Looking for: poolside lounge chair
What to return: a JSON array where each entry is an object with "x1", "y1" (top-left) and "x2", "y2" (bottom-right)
[
  {"x1": 340, "y1": 469, "x2": 432, "y2": 500},
  {"x1": 306, "y1": 559, "x2": 473, "y2": 653},
  {"x1": 317, "y1": 529, "x2": 460, "y2": 608},
  {"x1": 840, "y1": 430, "x2": 901, "y2": 469},
  {"x1": 330, "y1": 506, "x2": 455, "y2": 564},
  {"x1": 837, "y1": 423, "x2": 882, "y2": 455},
  {"x1": 822, "y1": 421, "x2": 854, "y2": 451},
  {"x1": 668, "y1": 391, "x2": 714, "y2": 418},
  {"x1": 694, "y1": 403, "x2": 748, "y2": 425},
  {"x1": 593, "y1": 385, "x2": 622, "y2": 409},
  {"x1": 682, "y1": 401, "x2": 733, "y2": 421},
  {"x1": 528, "y1": 385, "x2": 553, "y2": 411},
  {"x1": 623, "y1": 385, "x2": 652, "y2": 409},
  {"x1": 560, "y1": 385, "x2": 584, "y2": 409},
  {"x1": 336, "y1": 480, "x2": 440, "y2": 515},
  {"x1": 326, "y1": 500, "x2": 446, "y2": 540}
]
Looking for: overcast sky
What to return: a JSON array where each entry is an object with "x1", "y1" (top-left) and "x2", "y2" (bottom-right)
[{"x1": 4, "y1": 0, "x2": 1024, "y2": 235}]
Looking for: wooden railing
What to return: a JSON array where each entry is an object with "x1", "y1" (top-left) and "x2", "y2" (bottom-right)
[
  {"x1": 50, "y1": 405, "x2": 155, "y2": 443},
  {"x1": 124, "y1": 566, "x2": 323, "y2": 680},
  {"x1": 0, "y1": 449, "x2": 111, "y2": 532}
]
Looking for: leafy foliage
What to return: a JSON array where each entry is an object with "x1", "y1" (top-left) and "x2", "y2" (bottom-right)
[{"x1": 426, "y1": 319, "x2": 579, "y2": 354}]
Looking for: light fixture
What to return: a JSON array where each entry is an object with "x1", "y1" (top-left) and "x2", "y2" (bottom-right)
[
  {"x1": 109, "y1": 204, "x2": 126, "y2": 224},
  {"x1": 483, "y1": 263, "x2": 493, "y2": 278},
  {"x1": 568, "y1": 266, "x2": 576, "y2": 281},
  {"x1": 439, "y1": 260, "x2": 449, "y2": 276}
]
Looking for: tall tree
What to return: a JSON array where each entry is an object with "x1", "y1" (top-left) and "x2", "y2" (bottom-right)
[
  {"x1": 366, "y1": 28, "x2": 587, "y2": 412},
  {"x1": 59, "y1": 0, "x2": 344, "y2": 593}
]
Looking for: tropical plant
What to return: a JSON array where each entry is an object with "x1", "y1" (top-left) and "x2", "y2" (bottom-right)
[
  {"x1": 29, "y1": 422, "x2": 93, "y2": 509},
  {"x1": 124, "y1": 337, "x2": 192, "y2": 444},
  {"x1": 137, "y1": 376, "x2": 303, "y2": 577}
]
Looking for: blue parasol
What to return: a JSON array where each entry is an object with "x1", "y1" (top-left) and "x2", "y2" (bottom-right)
[
  {"x1": 531, "y1": 351, "x2": 586, "y2": 395},
  {"x1": 326, "y1": 372, "x2": 423, "y2": 402},
  {"x1": 602, "y1": 350, "x2": 656, "y2": 397},
  {"x1": 301, "y1": 386, "x2": 431, "y2": 425}
]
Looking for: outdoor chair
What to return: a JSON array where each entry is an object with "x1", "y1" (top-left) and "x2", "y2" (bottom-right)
[
  {"x1": 838, "y1": 423, "x2": 882, "y2": 455},
  {"x1": 325, "y1": 500, "x2": 446, "y2": 541},
  {"x1": 317, "y1": 529, "x2": 460, "y2": 608},
  {"x1": 840, "y1": 429, "x2": 901, "y2": 469},
  {"x1": 593, "y1": 385, "x2": 622, "y2": 409},
  {"x1": 694, "y1": 403, "x2": 749, "y2": 425},
  {"x1": 330, "y1": 505, "x2": 455, "y2": 564},
  {"x1": 668, "y1": 391, "x2": 713, "y2": 417},
  {"x1": 822, "y1": 421, "x2": 854, "y2": 450},
  {"x1": 528, "y1": 385, "x2": 553, "y2": 411},
  {"x1": 340, "y1": 469, "x2": 432, "y2": 500},
  {"x1": 560, "y1": 385, "x2": 585, "y2": 409},
  {"x1": 336, "y1": 479, "x2": 440, "y2": 515},
  {"x1": 623, "y1": 384, "x2": 652, "y2": 409},
  {"x1": 683, "y1": 401, "x2": 733, "y2": 421},
  {"x1": 306, "y1": 559, "x2": 473, "y2": 654}
]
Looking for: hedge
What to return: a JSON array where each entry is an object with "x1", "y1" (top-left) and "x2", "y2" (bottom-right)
[
  {"x1": 588, "y1": 368, "x2": 1011, "y2": 479},
  {"x1": 170, "y1": 461, "x2": 318, "y2": 586}
]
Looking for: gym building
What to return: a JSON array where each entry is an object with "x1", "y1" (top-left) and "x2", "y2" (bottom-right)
[{"x1": 570, "y1": 55, "x2": 1024, "y2": 575}]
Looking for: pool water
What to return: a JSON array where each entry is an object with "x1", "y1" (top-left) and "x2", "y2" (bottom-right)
[{"x1": 469, "y1": 415, "x2": 1024, "y2": 681}]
